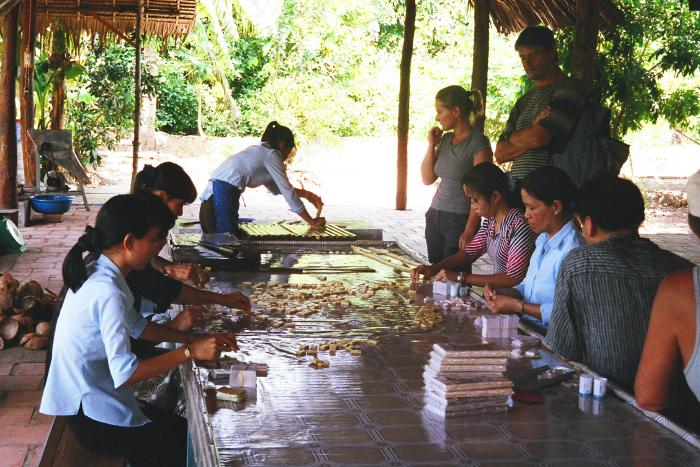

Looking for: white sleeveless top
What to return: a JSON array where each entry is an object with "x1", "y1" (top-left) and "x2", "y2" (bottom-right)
[{"x1": 683, "y1": 267, "x2": 700, "y2": 401}]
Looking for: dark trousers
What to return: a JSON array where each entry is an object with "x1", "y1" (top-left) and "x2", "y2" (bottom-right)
[
  {"x1": 199, "y1": 180, "x2": 242, "y2": 236},
  {"x1": 69, "y1": 404, "x2": 187, "y2": 467},
  {"x1": 425, "y1": 207, "x2": 468, "y2": 264}
]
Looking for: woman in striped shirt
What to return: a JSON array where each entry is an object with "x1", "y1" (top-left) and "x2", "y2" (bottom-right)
[{"x1": 412, "y1": 163, "x2": 536, "y2": 288}]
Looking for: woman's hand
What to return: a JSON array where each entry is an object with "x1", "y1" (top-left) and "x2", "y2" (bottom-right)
[
  {"x1": 168, "y1": 306, "x2": 207, "y2": 331},
  {"x1": 217, "y1": 292, "x2": 252, "y2": 313},
  {"x1": 433, "y1": 269, "x2": 458, "y2": 282},
  {"x1": 484, "y1": 285, "x2": 519, "y2": 314},
  {"x1": 412, "y1": 264, "x2": 437, "y2": 283},
  {"x1": 308, "y1": 217, "x2": 326, "y2": 229},
  {"x1": 165, "y1": 263, "x2": 210, "y2": 287},
  {"x1": 189, "y1": 333, "x2": 238, "y2": 361},
  {"x1": 534, "y1": 106, "x2": 551, "y2": 124},
  {"x1": 428, "y1": 126, "x2": 443, "y2": 147}
]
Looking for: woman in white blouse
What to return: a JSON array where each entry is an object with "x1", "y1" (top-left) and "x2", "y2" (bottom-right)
[
  {"x1": 199, "y1": 121, "x2": 325, "y2": 235},
  {"x1": 41, "y1": 194, "x2": 237, "y2": 466}
]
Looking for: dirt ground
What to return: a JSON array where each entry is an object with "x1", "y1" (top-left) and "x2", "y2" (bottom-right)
[{"x1": 89, "y1": 132, "x2": 699, "y2": 231}]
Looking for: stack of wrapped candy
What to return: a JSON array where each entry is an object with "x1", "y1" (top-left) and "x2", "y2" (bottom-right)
[
  {"x1": 475, "y1": 314, "x2": 519, "y2": 338},
  {"x1": 423, "y1": 343, "x2": 512, "y2": 417}
]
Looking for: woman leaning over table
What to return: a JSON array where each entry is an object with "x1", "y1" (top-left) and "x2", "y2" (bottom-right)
[
  {"x1": 422, "y1": 85, "x2": 493, "y2": 263},
  {"x1": 412, "y1": 162, "x2": 535, "y2": 288},
  {"x1": 483, "y1": 166, "x2": 584, "y2": 329}
]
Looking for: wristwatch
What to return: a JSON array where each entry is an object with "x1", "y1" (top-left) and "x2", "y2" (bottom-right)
[
  {"x1": 183, "y1": 344, "x2": 192, "y2": 361},
  {"x1": 457, "y1": 271, "x2": 464, "y2": 283},
  {"x1": 517, "y1": 300, "x2": 526, "y2": 317}
]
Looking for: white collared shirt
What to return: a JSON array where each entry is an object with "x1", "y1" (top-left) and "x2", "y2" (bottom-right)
[
  {"x1": 40, "y1": 255, "x2": 150, "y2": 427},
  {"x1": 200, "y1": 142, "x2": 305, "y2": 213}
]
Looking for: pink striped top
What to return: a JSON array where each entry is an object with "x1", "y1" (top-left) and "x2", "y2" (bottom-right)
[{"x1": 464, "y1": 208, "x2": 536, "y2": 281}]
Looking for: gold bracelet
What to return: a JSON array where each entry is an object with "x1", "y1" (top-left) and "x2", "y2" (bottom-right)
[
  {"x1": 183, "y1": 345, "x2": 192, "y2": 361},
  {"x1": 519, "y1": 300, "x2": 526, "y2": 315}
]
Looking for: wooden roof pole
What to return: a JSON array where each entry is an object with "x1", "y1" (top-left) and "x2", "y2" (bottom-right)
[
  {"x1": 131, "y1": 0, "x2": 143, "y2": 189},
  {"x1": 20, "y1": 0, "x2": 37, "y2": 189},
  {"x1": 0, "y1": 2, "x2": 20, "y2": 223},
  {"x1": 571, "y1": 0, "x2": 600, "y2": 92},
  {"x1": 396, "y1": 0, "x2": 416, "y2": 211},
  {"x1": 471, "y1": 0, "x2": 490, "y2": 133}
]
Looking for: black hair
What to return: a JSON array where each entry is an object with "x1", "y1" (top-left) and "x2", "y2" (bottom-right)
[
  {"x1": 261, "y1": 121, "x2": 295, "y2": 156},
  {"x1": 131, "y1": 162, "x2": 197, "y2": 204},
  {"x1": 515, "y1": 26, "x2": 556, "y2": 50},
  {"x1": 62, "y1": 194, "x2": 175, "y2": 292},
  {"x1": 521, "y1": 166, "x2": 577, "y2": 215},
  {"x1": 462, "y1": 162, "x2": 521, "y2": 209},
  {"x1": 576, "y1": 176, "x2": 645, "y2": 232},
  {"x1": 435, "y1": 86, "x2": 484, "y2": 124},
  {"x1": 689, "y1": 214, "x2": 700, "y2": 238}
]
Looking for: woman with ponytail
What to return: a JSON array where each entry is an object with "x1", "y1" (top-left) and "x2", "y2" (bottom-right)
[
  {"x1": 199, "y1": 121, "x2": 325, "y2": 234},
  {"x1": 130, "y1": 163, "x2": 250, "y2": 334},
  {"x1": 41, "y1": 194, "x2": 238, "y2": 466},
  {"x1": 422, "y1": 85, "x2": 493, "y2": 263},
  {"x1": 412, "y1": 163, "x2": 536, "y2": 289}
]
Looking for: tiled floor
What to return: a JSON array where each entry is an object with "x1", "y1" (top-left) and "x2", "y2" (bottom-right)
[{"x1": 0, "y1": 200, "x2": 698, "y2": 466}]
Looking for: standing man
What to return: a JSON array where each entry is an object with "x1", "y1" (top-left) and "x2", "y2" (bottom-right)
[{"x1": 495, "y1": 26, "x2": 587, "y2": 181}]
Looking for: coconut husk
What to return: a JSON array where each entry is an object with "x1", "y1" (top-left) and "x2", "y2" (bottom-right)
[
  {"x1": 0, "y1": 336, "x2": 4, "y2": 350},
  {"x1": 23, "y1": 335, "x2": 48, "y2": 350},
  {"x1": 14, "y1": 295, "x2": 40, "y2": 315},
  {"x1": 13, "y1": 314, "x2": 35, "y2": 329},
  {"x1": 20, "y1": 332, "x2": 36, "y2": 346},
  {"x1": 17, "y1": 280, "x2": 44, "y2": 300},
  {"x1": 0, "y1": 273, "x2": 19, "y2": 311},
  {"x1": 43, "y1": 288, "x2": 58, "y2": 301},
  {"x1": 35, "y1": 322, "x2": 51, "y2": 336},
  {"x1": 0, "y1": 317, "x2": 21, "y2": 344}
]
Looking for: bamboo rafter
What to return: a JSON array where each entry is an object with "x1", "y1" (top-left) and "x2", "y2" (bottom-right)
[{"x1": 36, "y1": 0, "x2": 196, "y2": 40}]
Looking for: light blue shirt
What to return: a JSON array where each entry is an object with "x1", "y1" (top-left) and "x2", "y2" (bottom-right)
[
  {"x1": 200, "y1": 142, "x2": 305, "y2": 213},
  {"x1": 514, "y1": 220, "x2": 584, "y2": 326},
  {"x1": 40, "y1": 255, "x2": 150, "y2": 427}
]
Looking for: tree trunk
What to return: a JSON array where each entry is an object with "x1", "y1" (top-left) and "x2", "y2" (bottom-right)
[
  {"x1": 571, "y1": 0, "x2": 600, "y2": 92},
  {"x1": 49, "y1": 28, "x2": 67, "y2": 130},
  {"x1": 471, "y1": 0, "x2": 490, "y2": 133},
  {"x1": 20, "y1": 0, "x2": 37, "y2": 188},
  {"x1": 396, "y1": 0, "x2": 416, "y2": 211},
  {"x1": 0, "y1": 4, "x2": 19, "y2": 222},
  {"x1": 131, "y1": 0, "x2": 143, "y2": 188}
]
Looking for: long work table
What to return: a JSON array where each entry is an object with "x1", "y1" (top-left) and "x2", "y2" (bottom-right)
[{"x1": 170, "y1": 237, "x2": 700, "y2": 466}]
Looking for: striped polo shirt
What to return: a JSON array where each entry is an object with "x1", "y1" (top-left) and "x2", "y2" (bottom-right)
[
  {"x1": 545, "y1": 235, "x2": 693, "y2": 390},
  {"x1": 464, "y1": 208, "x2": 536, "y2": 281},
  {"x1": 499, "y1": 76, "x2": 586, "y2": 180}
]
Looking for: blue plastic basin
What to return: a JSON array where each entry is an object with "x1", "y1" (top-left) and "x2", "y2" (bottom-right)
[{"x1": 30, "y1": 195, "x2": 73, "y2": 214}]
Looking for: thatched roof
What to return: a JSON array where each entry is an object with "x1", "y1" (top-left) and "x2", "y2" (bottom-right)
[
  {"x1": 474, "y1": 0, "x2": 625, "y2": 34},
  {"x1": 37, "y1": 0, "x2": 197, "y2": 39}
]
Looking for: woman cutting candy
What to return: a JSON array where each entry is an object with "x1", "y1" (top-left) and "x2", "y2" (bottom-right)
[{"x1": 199, "y1": 121, "x2": 325, "y2": 235}]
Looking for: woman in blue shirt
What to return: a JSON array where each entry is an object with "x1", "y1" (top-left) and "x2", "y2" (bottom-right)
[
  {"x1": 484, "y1": 166, "x2": 583, "y2": 328},
  {"x1": 41, "y1": 194, "x2": 238, "y2": 467},
  {"x1": 199, "y1": 121, "x2": 325, "y2": 235}
]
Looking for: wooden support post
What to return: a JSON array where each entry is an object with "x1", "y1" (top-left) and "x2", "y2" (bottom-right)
[
  {"x1": 0, "y1": 3, "x2": 20, "y2": 223},
  {"x1": 571, "y1": 0, "x2": 600, "y2": 92},
  {"x1": 131, "y1": 0, "x2": 143, "y2": 188},
  {"x1": 20, "y1": 0, "x2": 37, "y2": 188},
  {"x1": 471, "y1": 0, "x2": 490, "y2": 133},
  {"x1": 396, "y1": 0, "x2": 416, "y2": 211}
]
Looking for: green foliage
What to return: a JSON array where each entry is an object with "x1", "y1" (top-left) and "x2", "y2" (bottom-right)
[
  {"x1": 558, "y1": 0, "x2": 700, "y2": 139},
  {"x1": 155, "y1": 69, "x2": 199, "y2": 135}
]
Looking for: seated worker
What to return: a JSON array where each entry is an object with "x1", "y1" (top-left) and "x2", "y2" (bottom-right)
[
  {"x1": 41, "y1": 195, "x2": 238, "y2": 467},
  {"x1": 635, "y1": 169, "x2": 700, "y2": 412},
  {"x1": 484, "y1": 166, "x2": 583, "y2": 329},
  {"x1": 545, "y1": 177, "x2": 693, "y2": 391},
  {"x1": 412, "y1": 162, "x2": 536, "y2": 288},
  {"x1": 131, "y1": 162, "x2": 251, "y2": 331},
  {"x1": 199, "y1": 121, "x2": 325, "y2": 235},
  {"x1": 421, "y1": 85, "x2": 492, "y2": 263}
]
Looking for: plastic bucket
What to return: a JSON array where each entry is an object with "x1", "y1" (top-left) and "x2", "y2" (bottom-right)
[{"x1": 0, "y1": 218, "x2": 26, "y2": 254}]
